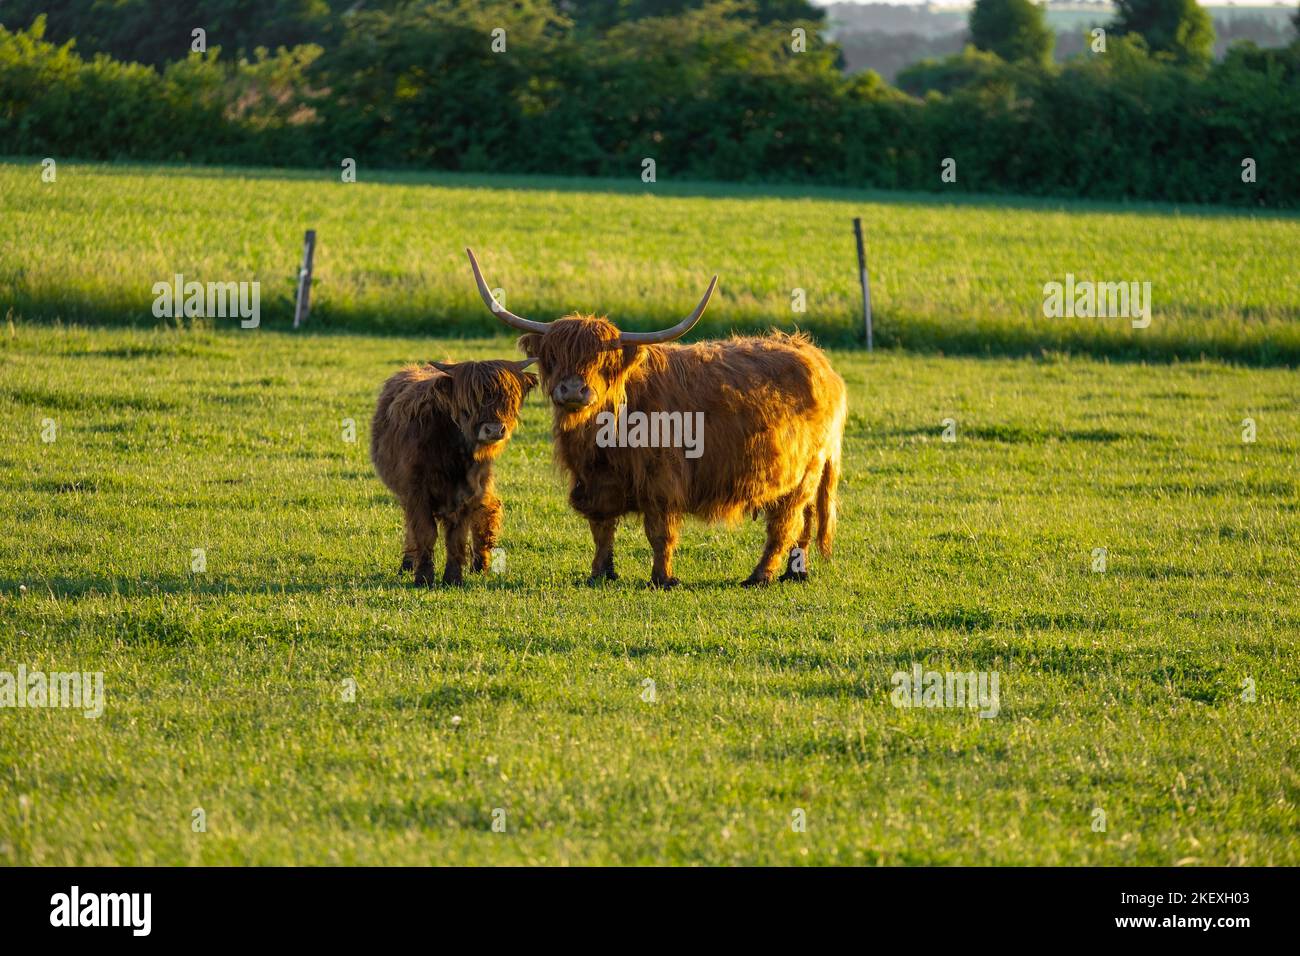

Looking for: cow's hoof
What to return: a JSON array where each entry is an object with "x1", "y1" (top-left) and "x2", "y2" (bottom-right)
[
  {"x1": 648, "y1": 575, "x2": 681, "y2": 590},
  {"x1": 778, "y1": 569, "x2": 809, "y2": 583},
  {"x1": 741, "y1": 574, "x2": 773, "y2": 588},
  {"x1": 414, "y1": 569, "x2": 436, "y2": 588},
  {"x1": 441, "y1": 569, "x2": 465, "y2": 587},
  {"x1": 471, "y1": 555, "x2": 486, "y2": 573},
  {"x1": 399, "y1": 555, "x2": 414, "y2": 574}
]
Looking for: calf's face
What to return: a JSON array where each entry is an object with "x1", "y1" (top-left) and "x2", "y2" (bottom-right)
[{"x1": 432, "y1": 359, "x2": 538, "y2": 459}]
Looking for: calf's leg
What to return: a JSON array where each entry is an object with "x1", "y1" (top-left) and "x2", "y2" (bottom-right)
[
  {"x1": 442, "y1": 514, "x2": 472, "y2": 586},
  {"x1": 471, "y1": 492, "x2": 503, "y2": 573},
  {"x1": 404, "y1": 501, "x2": 438, "y2": 587},
  {"x1": 587, "y1": 517, "x2": 619, "y2": 584},
  {"x1": 400, "y1": 521, "x2": 416, "y2": 573}
]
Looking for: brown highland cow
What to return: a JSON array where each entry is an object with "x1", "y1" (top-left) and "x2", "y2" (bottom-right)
[
  {"x1": 371, "y1": 358, "x2": 537, "y2": 586},
  {"x1": 466, "y1": 248, "x2": 846, "y2": 589}
]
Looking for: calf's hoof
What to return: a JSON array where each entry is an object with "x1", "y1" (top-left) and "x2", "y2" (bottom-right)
[
  {"x1": 778, "y1": 569, "x2": 809, "y2": 583},
  {"x1": 741, "y1": 573, "x2": 773, "y2": 588},
  {"x1": 648, "y1": 575, "x2": 681, "y2": 590},
  {"x1": 586, "y1": 564, "x2": 619, "y2": 586}
]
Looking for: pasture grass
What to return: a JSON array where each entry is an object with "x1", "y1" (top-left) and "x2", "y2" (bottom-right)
[
  {"x1": 1, "y1": 323, "x2": 1296, "y2": 865},
  {"x1": 2, "y1": 160, "x2": 1298, "y2": 363}
]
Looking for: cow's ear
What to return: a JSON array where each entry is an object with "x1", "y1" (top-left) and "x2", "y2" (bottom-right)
[
  {"x1": 619, "y1": 343, "x2": 649, "y2": 374},
  {"x1": 517, "y1": 333, "x2": 543, "y2": 358}
]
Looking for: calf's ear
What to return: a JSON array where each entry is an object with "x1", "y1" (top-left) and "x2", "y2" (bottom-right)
[
  {"x1": 517, "y1": 333, "x2": 543, "y2": 358},
  {"x1": 426, "y1": 368, "x2": 454, "y2": 402},
  {"x1": 522, "y1": 372, "x2": 540, "y2": 393}
]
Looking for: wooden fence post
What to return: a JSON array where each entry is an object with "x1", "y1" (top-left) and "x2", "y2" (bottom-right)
[
  {"x1": 293, "y1": 229, "x2": 316, "y2": 329},
  {"x1": 853, "y1": 217, "x2": 872, "y2": 351}
]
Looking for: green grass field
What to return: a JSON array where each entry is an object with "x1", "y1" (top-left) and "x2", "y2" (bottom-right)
[
  {"x1": 1, "y1": 323, "x2": 1296, "y2": 865},
  {"x1": 2, "y1": 161, "x2": 1298, "y2": 362},
  {"x1": 0, "y1": 162, "x2": 1297, "y2": 865}
]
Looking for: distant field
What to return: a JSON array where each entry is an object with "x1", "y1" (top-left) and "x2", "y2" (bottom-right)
[
  {"x1": 2, "y1": 161, "x2": 1297, "y2": 363},
  {"x1": 1, "y1": 324, "x2": 1297, "y2": 864},
  {"x1": 829, "y1": 4, "x2": 1300, "y2": 37}
]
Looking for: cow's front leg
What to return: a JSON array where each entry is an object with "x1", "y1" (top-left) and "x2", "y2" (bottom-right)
[
  {"x1": 587, "y1": 517, "x2": 619, "y2": 584},
  {"x1": 644, "y1": 510, "x2": 682, "y2": 590},
  {"x1": 441, "y1": 513, "x2": 472, "y2": 586}
]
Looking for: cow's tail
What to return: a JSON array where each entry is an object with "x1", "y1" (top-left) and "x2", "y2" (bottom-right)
[{"x1": 814, "y1": 433, "x2": 841, "y2": 559}]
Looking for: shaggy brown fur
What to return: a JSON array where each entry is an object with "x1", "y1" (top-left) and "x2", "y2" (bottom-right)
[
  {"x1": 371, "y1": 359, "x2": 536, "y2": 586},
  {"x1": 518, "y1": 320, "x2": 846, "y2": 588}
]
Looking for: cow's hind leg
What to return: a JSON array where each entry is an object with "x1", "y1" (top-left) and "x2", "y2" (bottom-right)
[
  {"x1": 587, "y1": 517, "x2": 619, "y2": 584},
  {"x1": 778, "y1": 503, "x2": 815, "y2": 583},
  {"x1": 745, "y1": 468, "x2": 819, "y2": 586},
  {"x1": 471, "y1": 491, "x2": 503, "y2": 573},
  {"x1": 644, "y1": 510, "x2": 682, "y2": 590}
]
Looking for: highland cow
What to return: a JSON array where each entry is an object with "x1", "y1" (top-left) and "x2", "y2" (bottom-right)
[
  {"x1": 466, "y1": 248, "x2": 846, "y2": 589},
  {"x1": 371, "y1": 358, "x2": 537, "y2": 586}
]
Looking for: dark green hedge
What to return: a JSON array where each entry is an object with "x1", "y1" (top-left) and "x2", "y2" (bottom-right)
[{"x1": 3, "y1": 3, "x2": 1297, "y2": 206}]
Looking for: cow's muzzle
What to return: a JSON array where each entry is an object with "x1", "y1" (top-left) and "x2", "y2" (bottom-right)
[{"x1": 552, "y1": 379, "x2": 595, "y2": 410}]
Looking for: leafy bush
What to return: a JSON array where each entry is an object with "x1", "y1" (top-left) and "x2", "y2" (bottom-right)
[
  {"x1": 0, "y1": 17, "x2": 322, "y2": 163},
  {"x1": 2, "y1": 4, "x2": 1297, "y2": 207},
  {"x1": 969, "y1": 0, "x2": 1054, "y2": 66},
  {"x1": 1111, "y1": 0, "x2": 1215, "y2": 66}
]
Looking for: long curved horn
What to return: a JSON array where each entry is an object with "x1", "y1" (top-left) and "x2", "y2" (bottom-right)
[
  {"x1": 619, "y1": 276, "x2": 718, "y2": 345},
  {"x1": 466, "y1": 248, "x2": 550, "y2": 333}
]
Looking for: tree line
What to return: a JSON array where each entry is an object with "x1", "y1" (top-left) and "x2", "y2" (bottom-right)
[{"x1": 1, "y1": 0, "x2": 1297, "y2": 206}]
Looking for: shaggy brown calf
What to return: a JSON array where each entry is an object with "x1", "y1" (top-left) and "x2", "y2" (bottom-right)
[
  {"x1": 466, "y1": 249, "x2": 846, "y2": 589},
  {"x1": 371, "y1": 358, "x2": 536, "y2": 586}
]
